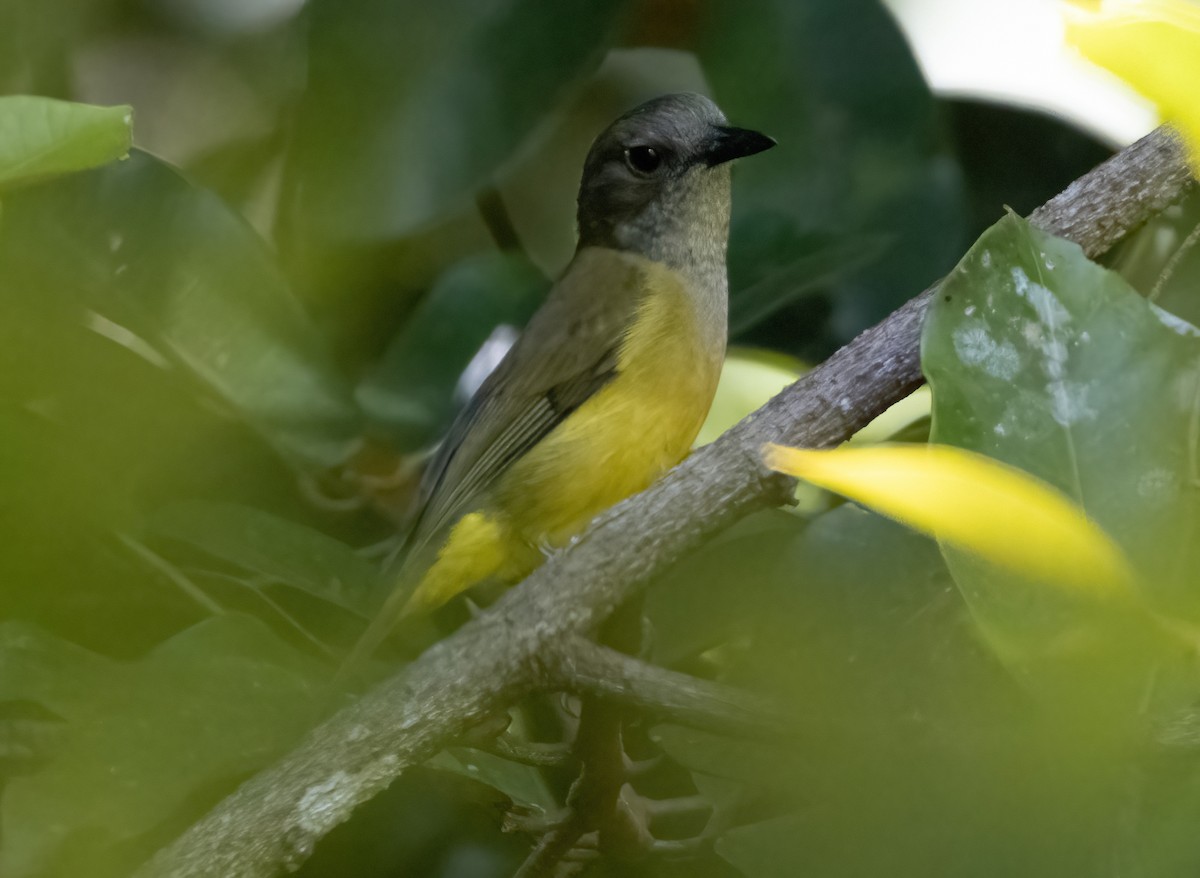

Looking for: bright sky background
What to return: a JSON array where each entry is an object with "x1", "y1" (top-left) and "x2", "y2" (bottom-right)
[{"x1": 881, "y1": 0, "x2": 1159, "y2": 146}]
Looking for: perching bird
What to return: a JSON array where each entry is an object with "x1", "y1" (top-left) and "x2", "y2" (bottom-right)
[{"x1": 346, "y1": 93, "x2": 774, "y2": 666}]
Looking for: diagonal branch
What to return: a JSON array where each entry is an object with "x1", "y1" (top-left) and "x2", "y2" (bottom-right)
[
  {"x1": 547, "y1": 635, "x2": 793, "y2": 739},
  {"x1": 134, "y1": 126, "x2": 1194, "y2": 878}
]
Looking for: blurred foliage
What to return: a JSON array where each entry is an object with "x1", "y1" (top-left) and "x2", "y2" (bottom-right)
[
  {"x1": 282, "y1": 0, "x2": 628, "y2": 244},
  {"x1": 0, "y1": 95, "x2": 130, "y2": 189},
  {"x1": 0, "y1": 616, "x2": 325, "y2": 878},
  {"x1": 2, "y1": 0, "x2": 1198, "y2": 877}
]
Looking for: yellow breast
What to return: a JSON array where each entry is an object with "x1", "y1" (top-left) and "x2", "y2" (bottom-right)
[{"x1": 497, "y1": 257, "x2": 725, "y2": 546}]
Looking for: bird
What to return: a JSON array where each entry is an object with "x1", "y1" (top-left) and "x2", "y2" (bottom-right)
[{"x1": 345, "y1": 92, "x2": 774, "y2": 667}]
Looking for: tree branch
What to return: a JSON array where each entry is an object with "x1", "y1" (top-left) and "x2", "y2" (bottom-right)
[
  {"x1": 547, "y1": 636, "x2": 793, "y2": 739},
  {"x1": 135, "y1": 126, "x2": 1194, "y2": 878}
]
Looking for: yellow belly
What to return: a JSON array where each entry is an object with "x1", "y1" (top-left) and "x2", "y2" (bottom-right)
[
  {"x1": 496, "y1": 260, "x2": 723, "y2": 545},
  {"x1": 407, "y1": 259, "x2": 723, "y2": 613}
]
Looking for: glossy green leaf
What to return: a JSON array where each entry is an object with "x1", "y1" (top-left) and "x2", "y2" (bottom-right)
[
  {"x1": 0, "y1": 150, "x2": 362, "y2": 466},
  {"x1": 922, "y1": 213, "x2": 1200, "y2": 651},
  {"x1": 0, "y1": 615, "x2": 325, "y2": 878},
  {"x1": 0, "y1": 96, "x2": 131, "y2": 190},
  {"x1": 150, "y1": 501, "x2": 379, "y2": 615},
  {"x1": 358, "y1": 252, "x2": 548, "y2": 448},
  {"x1": 284, "y1": 0, "x2": 628, "y2": 242}
]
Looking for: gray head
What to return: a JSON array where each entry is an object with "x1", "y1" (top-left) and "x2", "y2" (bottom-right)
[{"x1": 576, "y1": 93, "x2": 774, "y2": 269}]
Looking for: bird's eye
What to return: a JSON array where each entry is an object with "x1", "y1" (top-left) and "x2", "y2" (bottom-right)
[{"x1": 624, "y1": 145, "x2": 662, "y2": 175}]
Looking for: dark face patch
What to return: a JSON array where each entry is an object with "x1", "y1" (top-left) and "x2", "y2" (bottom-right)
[{"x1": 575, "y1": 93, "x2": 772, "y2": 251}]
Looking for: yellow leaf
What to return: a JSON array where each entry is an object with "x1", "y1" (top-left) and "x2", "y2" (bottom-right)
[
  {"x1": 1062, "y1": 0, "x2": 1200, "y2": 174},
  {"x1": 762, "y1": 443, "x2": 1137, "y2": 598}
]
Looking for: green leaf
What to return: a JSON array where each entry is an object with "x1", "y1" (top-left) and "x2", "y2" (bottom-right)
[
  {"x1": 0, "y1": 323, "x2": 324, "y2": 655},
  {"x1": 0, "y1": 615, "x2": 325, "y2": 878},
  {"x1": 426, "y1": 746, "x2": 557, "y2": 816},
  {"x1": 150, "y1": 500, "x2": 380, "y2": 615},
  {"x1": 922, "y1": 213, "x2": 1200, "y2": 661},
  {"x1": 0, "y1": 97, "x2": 131, "y2": 190},
  {"x1": 0, "y1": 150, "x2": 362, "y2": 466},
  {"x1": 358, "y1": 252, "x2": 548, "y2": 448},
  {"x1": 284, "y1": 0, "x2": 628, "y2": 242}
]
